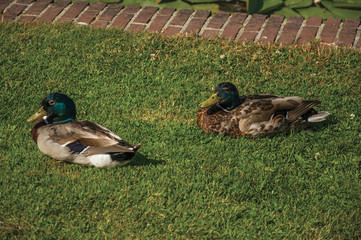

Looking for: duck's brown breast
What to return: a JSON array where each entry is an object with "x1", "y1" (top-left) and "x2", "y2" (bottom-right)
[
  {"x1": 31, "y1": 118, "x2": 47, "y2": 143},
  {"x1": 196, "y1": 107, "x2": 243, "y2": 137}
]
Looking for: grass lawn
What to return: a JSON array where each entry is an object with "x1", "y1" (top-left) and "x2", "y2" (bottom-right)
[{"x1": 0, "y1": 22, "x2": 360, "y2": 239}]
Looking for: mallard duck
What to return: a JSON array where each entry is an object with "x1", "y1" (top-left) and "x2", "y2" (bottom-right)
[
  {"x1": 27, "y1": 93, "x2": 141, "y2": 168},
  {"x1": 197, "y1": 82, "x2": 330, "y2": 138}
]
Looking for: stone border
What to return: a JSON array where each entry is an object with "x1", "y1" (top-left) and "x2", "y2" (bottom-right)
[{"x1": 1, "y1": 0, "x2": 361, "y2": 48}]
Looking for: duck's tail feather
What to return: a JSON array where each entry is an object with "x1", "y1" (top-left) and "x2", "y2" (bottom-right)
[
  {"x1": 307, "y1": 111, "x2": 330, "y2": 122},
  {"x1": 131, "y1": 143, "x2": 142, "y2": 152},
  {"x1": 288, "y1": 100, "x2": 320, "y2": 122},
  {"x1": 110, "y1": 143, "x2": 141, "y2": 162}
]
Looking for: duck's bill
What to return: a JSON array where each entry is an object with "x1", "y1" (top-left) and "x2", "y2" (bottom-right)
[
  {"x1": 199, "y1": 93, "x2": 221, "y2": 108},
  {"x1": 26, "y1": 106, "x2": 47, "y2": 122}
]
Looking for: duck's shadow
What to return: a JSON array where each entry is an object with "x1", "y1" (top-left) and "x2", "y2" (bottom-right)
[
  {"x1": 307, "y1": 115, "x2": 336, "y2": 132},
  {"x1": 276, "y1": 119, "x2": 335, "y2": 138},
  {"x1": 283, "y1": 117, "x2": 336, "y2": 138},
  {"x1": 128, "y1": 153, "x2": 165, "y2": 167}
]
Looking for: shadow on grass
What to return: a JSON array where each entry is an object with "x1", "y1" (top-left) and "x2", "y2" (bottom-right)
[
  {"x1": 128, "y1": 153, "x2": 165, "y2": 167},
  {"x1": 308, "y1": 115, "x2": 336, "y2": 132},
  {"x1": 43, "y1": 153, "x2": 165, "y2": 169}
]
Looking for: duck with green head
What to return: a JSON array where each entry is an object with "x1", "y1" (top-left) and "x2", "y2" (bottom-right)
[
  {"x1": 197, "y1": 82, "x2": 330, "y2": 137},
  {"x1": 27, "y1": 93, "x2": 141, "y2": 168}
]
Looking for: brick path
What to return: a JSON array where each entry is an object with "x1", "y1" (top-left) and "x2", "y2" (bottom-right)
[{"x1": 1, "y1": 0, "x2": 361, "y2": 48}]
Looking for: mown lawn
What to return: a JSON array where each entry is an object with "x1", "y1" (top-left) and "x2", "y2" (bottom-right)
[{"x1": 0, "y1": 22, "x2": 360, "y2": 239}]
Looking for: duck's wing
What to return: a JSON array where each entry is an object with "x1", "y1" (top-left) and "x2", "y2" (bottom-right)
[
  {"x1": 47, "y1": 120, "x2": 136, "y2": 152},
  {"x1": 287, "y1": 100, "x2": 321, "y2": 121},
  {"x1": 239, "y1": 96, "x2": 305, "y2": 117},
  {"x1": 236, "y1": 97, "x2": 301, "y2": 131},
  {"x1": 82, "y1": 144, "x2": 138, "y2": 157},
  {"x1": 237, "y1": 96, "x2": 321, "y2": 134}
]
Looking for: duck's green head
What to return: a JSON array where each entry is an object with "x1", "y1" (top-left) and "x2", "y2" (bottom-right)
[
  {"x1": 26, "y1": 93, "x2": 76, "y2": 124},
  {"x1": 199, "y1": 82, "x2": 241, "y2": 111}
]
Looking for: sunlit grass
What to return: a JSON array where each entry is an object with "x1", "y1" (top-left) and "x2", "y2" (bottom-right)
[{"x1": 0, "y1": 22, "x2": 360, "y2": 239}]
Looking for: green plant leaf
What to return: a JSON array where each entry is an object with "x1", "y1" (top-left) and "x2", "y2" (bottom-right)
[
  {"x1": 122, "y1": 0, "x2": 159, "y2": 7},
  {"x1": 295, "y1": 6, "x2": 338, "y2": 19},
  {"x1": 192, "y1": 3, "x2": 219, "y2": 12},
  {"x1": 181, "y1": 0, "x2": 219, "y2": 2},
  {"x1": 332, "y1": 0, "x2": 361, "y2": 3},
  {"x1": 272, "y1": 7, "x2": 301, "y2": 18},
  {"x1": 247, "y1": 0, "x2": 264, "y2": 14},
  {"x1": 285, "y1": 0, "x2": 313, "y2": 8},
  {"x1": 154, "y1": 0, "x2": 220, "y2": 11},
  {"x1": 157, "y1": 1, "x2": 193, "y2": 10},
  {"x1": 334, "y1": 3, "x2": 361, "y2": 9},
  {"x1": 322, "y1": 1, "x2": 361, "y2": 19},
  {"x1": 258, "y1": 0, "x2": 283, "y2": 14}
]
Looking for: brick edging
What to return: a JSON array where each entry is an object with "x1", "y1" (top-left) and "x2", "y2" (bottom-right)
[{"x1": 1, "y1": 0, "x2": 361, "y2": 48}]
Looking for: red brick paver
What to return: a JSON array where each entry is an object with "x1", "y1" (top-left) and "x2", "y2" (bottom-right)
[
  {"x1": 24, "y1": 0, "x2": 51, "y2": 15},
  {"x1": 259, "y1": 15, "x2": 284, "y2": 43},
  {"x1": 17, "y1": 14, "x2": 34, "y2": 22},
  {"x1": 163, "y1": 9, "x2": 193, "y2": 36},
  {"x1": 91, "y1": 4, "x2": 123, "y2": 27},
  {"x1": 184, "y1": 10, "x2": 210, "y2": 35},
  {"x1": 128, "y1": 6, "x2": 158, "y2": 31},
  {"x1": 17, "y1": 0, "x2": 51, "y2": 22},
  {"x1": 57, "y1": 1, "x2": 89, "y2": 23},
  {"x1": 110, "y1": 5, "x2": 140, "y2": 29},
  {"x1": 2, "y1": 2, "x2": 28, "y2": 22},
  {"x1": 16, "y1": 0, "x2": 33, "y2": 4},
  {"x1": 128, "y1": 23, "x2": 145, "y2": 31},
  {"x1": 277, "y1": 16, "x2": 304, "y2": 45},
  {"x1": 148, "y1": 7, "x2": 175, "y2": 33},
  {"x1": 320, "y1": 18, "x2": 341, "y2": 43},
  {"x1": 202, "y1": 12, "x2": 230, "y2": 38},
  {"x1": 0, "y1": 0, "x2": 13, "y2": 13},
  {"x1": 239, "y1": 14, "x2": 267, "y2": 42},
  {"x1": 337, "y1": 18, "x2": 360, "y2": 47},
  {"x1": 163, "y1": 26, "x2": 182, "y2": 36},
  {"x1": 133, "y1": 6, "x2": 158, "y2": 24},
  {"x1": 76, "y1": 2, "x2": 106, "y2": 24},
  {"x1": 169, "y1": 8, "x2": 193, "y2": 26},
  {"x1": 207, "y1": 12, "x2": 230, "y2": 29},
  {"x1": 36, "y1": 0, "x2": 71, "y2": 23},
  {"x1": 221, "y1": 12, "x2": 247, "y2": 40},
  {"x1": 297, "y1": 17, "x2": 322, "y2": 44}
]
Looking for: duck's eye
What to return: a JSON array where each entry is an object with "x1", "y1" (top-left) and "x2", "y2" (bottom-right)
[{"x1": 48, "y1": 100, "x2": 56, "y2": 106}]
